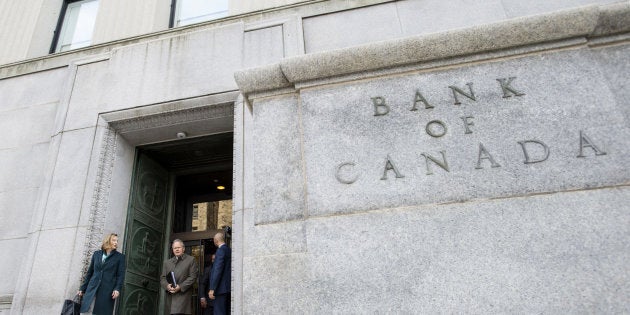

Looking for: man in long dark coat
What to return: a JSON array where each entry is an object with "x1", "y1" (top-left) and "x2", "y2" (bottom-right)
[{"x1": 160, "y1": 239, "x2": 199, "y2": 315}]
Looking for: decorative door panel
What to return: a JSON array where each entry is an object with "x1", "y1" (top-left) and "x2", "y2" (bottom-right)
[{"x1": 120, "y1": 153, "x2": 169, "y2": 315}]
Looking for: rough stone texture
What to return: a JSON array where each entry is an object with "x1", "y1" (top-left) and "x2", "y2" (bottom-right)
[
  {"x1": 234, "y1": 64, "x2": 288, "y2": 94},
  {"x1": 238, "y1": 4, "x2": 630, "y2": 311},
  {"x1": 233, "y1": 96, "x2": 256, "y2": 212},
  {"x1": 284, "y1": 5, "x2": 599, "y2": 83},
  {"x1": 299, "y1": 48, "x2": 629, "y2": 217},
  {"x1": 592, "y1": 1, "x2": 630, "y2": 36},
  {"x1": 242, "y1": 187, "x2": 630, "y2": 313},
  {"x1": 300, "y1": 187, "x2": 630, "y2": 313},
  {"x1": 243, "y1": 203, "x2": 306, "y2": 257},
  {"x1": 592, "y1": 44, "x2": 630, "y2": 126},
  {"x1": 233, "y1": 98, "x2": 245, "y2": 213},
  {"x1": 0, "y1": 1, "x2": 626, "y2": 314},
  {"x1": 232, "y1": 96, "x2": 245, "y2": 315},
  {"x1": 502, "y1": 0, "x2": 622, "y2": 18},
  {"x1": 252, "y1": 94, "x2": 306, "y2": 224},
  {"x1": 236, "y1": 3, "x2": 630, "y2": 94},
  {"x1": 242, "y1": 254, "x2": 314, "y2": 314}
]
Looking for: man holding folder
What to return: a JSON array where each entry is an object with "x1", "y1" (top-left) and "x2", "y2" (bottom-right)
[{"x1": 161, "y1": 239, "x2": 199, "y2": 315}]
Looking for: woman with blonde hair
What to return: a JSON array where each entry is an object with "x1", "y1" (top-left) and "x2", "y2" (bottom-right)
[{"x1": 78, "y1": 233, "x2": 126, "y2": 314}]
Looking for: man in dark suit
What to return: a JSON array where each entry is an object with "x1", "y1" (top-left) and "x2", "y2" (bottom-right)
[{"x1": 208, "y1": 232, "x2": 231, "y2": 315}]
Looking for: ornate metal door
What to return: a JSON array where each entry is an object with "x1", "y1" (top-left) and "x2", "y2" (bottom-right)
[{"x1": 120, "y1": 153, "x2": 170, "y2": 315}]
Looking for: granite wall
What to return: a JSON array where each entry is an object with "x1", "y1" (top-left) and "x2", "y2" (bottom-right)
[
  {"x1": 234, "y1": 3, "x2": 630, "y2": 313},
  {"x1": 0, "y1": 1, "x2": 628, "y2": 314}
]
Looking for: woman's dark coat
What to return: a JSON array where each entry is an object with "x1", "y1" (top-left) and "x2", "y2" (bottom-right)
[{"x1": 80, "y1": 249, "x2": 126, "y2": 314}]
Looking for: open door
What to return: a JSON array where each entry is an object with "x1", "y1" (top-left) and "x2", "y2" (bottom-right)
[
  {"x1": 119, "y1": 153, "x2": 170, "y2": 315},
  {"x1": 119, "y1": 132, "x2": 233, "y2": 314}
]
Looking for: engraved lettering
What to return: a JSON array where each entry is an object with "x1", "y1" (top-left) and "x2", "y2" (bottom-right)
[
  {"x1": 461, "y1": 116, "x2": 475, "y2": 134},
  {"x1": 372, "y1": 96, "x2": 389, "y2": 116},
  {"x1": 425, "y1": 120, "x2": 447, "y2": 138},
  {"x1": 336, "y1": 162, "x2": 359, "y2": 184},
  {"x1": 410, "y1": 90, "x2": 434, "y2": 111},
  {"x1": 518, "y1": 140, "x2": 550, "y2": 164},
  {"x1": 381, "y1": 155, "x2": 405, "y2": 180},
  {"x1": 475, "y1": 143, "x2": 501, "y2": 169},
  {"x1": 448, "y1": 82, "x2": 476, "y2": 105},
  {"x1": 496, "y1": 77, "x2": 525, "y2": 98},
  {"x1": 577, "y1": 130, "x2": 607, "y2": 157},
  {"x1": 421, "y1": 151, "x2": 449, "y2": 175}
]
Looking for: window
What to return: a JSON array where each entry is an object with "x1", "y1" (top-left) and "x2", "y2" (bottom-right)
[
  {"x1": 171, "y1": 0, "x2": 228, "y2": 27},
  {"x1": 52, "y1": 0, "x2": 99, "y2": 53}
]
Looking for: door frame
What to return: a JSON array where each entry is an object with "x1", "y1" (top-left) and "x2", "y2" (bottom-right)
[{"x1": 91, "y1": 92, "x2": 237, "y2": 315}]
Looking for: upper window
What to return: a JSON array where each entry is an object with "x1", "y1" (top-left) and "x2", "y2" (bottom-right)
[
  {"x1": 171, "y1": 0, "x2": 229, "y2": 27},
  {"x1": 52, "y1": 0, "x2": 99, "y2": 53}
]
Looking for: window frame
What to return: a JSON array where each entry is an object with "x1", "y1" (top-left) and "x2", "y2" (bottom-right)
[
  {"x1": 169, "y1": 0, "x2": 177, "y2": 28},
  {"x1": 169, "y1": 0, "x2": 229, "y2": 28},
  {"x1": 49, "y1": 0, "x2": 99, "y2": 54}
]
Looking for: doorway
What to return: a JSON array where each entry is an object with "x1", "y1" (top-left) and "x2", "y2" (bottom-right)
[{"x1": 119, "y1": 132, "x2": 233, "y2": 315}]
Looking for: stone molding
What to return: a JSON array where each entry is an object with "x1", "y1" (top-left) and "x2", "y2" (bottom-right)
[
  {"x1": 0, "y1": 0, "x2": 393, "y2": 79},
  {"x1": 234, "y1": 2, "x2": 630, "y2": 94},
  {"x1": 78, "y1": 97, "x2": 238, "y2": 283},
  {"x1": 102, "y1": 92, "x2": 238, "y2": 134},
  {"x1": 108, "y1": 102, "x2": 235, "y2": 134},
  {"x1": 80, "y1": 94, "x2": 237, "y2": 281},
  {"x1": 81, "y1": 126, "x2": 117, "y2": 278}
]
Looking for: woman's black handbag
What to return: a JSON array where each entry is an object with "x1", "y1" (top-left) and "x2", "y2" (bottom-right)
[{"x1": 60, "y1": 294, "x2": 81, "y2": 315}]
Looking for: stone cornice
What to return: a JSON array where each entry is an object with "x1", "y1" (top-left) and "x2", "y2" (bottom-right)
[
  {"x1": 101, "y1": 92, "x2": 239, "y2": 133},
  {"x1": 234, "y1": 2, "x2": 630, "y2": 95},
  {"x1": 0, "y1": 0, "x2": 393, "y2": 79}
]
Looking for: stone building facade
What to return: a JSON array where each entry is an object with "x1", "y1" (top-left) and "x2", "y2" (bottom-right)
[{"x1": 0, "y1": 0, "x2": 628, "y2": 314}]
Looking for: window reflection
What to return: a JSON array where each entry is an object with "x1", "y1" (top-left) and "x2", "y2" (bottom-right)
[
  {"x1": 173, "y1": 0, "x2": 229, "y2": 27},
  {"x1": 55, "y1": 0, "x2": 99, "y2": 52},
  {"x1": 191, "y1": 200, "x2": 233, "y2": 232}
]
